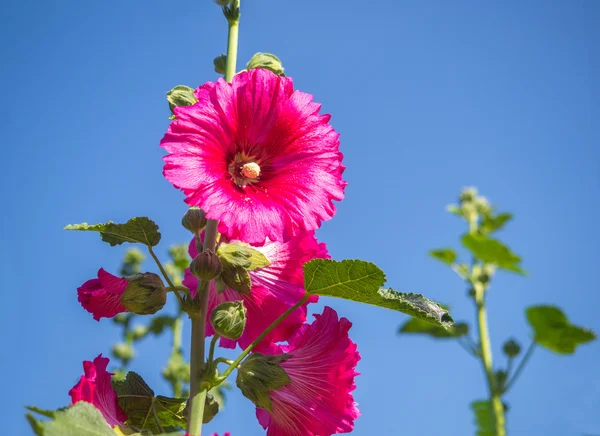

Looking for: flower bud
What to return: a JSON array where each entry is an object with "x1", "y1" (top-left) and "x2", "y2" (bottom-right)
[
  {"x1": 203, "y1": 393, "x2": 220, "y2": 424},
  {"x1": 166, "y1": 85, "x2": 197, "y2": 119},
  {"x1": 214, "y1": 54, "x2": 227, "y2": 75},
  {"x1": 459, "y1": 186, "x2": 478, "y2": 203},
  {"x1": 210, "y1": 301, "x2": 246, "y2": 340},
  {"x1": 502, "y1": 339, "x2": 521, "y2": 358},
  {"x1": 181, "y1": 207, "x2": 208, "y2": 234},
  {"x1": 236, "y1": 353, "x2": 291, "y2": 412},
  {"x1": 190, "y1": 250, "x2": 223, "y2": 281},
  {"x1": 246, "y1": 53, "x2": 285, "y2": 76},
  {"x1": 112, "y1": 343, "x2": 135, "y2": 363},
  {"x1": 121, "y1": 273, "x2": 167, "y2": 315}
]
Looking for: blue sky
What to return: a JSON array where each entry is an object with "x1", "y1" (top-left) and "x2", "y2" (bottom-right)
[{"x1": 1, "y1": 1, "x2": 599, "y2": 435}]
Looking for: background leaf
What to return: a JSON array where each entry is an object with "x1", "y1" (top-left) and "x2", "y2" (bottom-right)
[
  {"x1": 526, "y1": 305, "x2": 596, "y2": 354},
  {"x1": 65, "y1": 217, "x2": 161, "y2": 247},
  {"x1": 429, "y1": 248, "x2": 457, "y2": 265},
  {"x1": 471, "y1": 400, "x2": 495, "y2": 436},
  {"x1": 461, "y1": 233, "x2": 525, "y2": 274}
]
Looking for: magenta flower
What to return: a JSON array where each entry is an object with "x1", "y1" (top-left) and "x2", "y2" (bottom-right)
[
  {"x1": 183, "y1": 231, "x2": 327, "y2": 352},
  {"x1": 77, "y1": 268, "x2": 129, "y2": 321},
  {"x1": 69, "y1": 354, "x2": 127, "y2": 427},
  {"x1": 160, "y1": 68, "x2": 346, "y2": 244},
  {"x1": 255, "y1": 307, "x2": 360, "y2": 436}
]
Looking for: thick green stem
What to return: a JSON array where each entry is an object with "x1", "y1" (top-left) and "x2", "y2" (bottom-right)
[
  {"x1": 219, "y1": 293, "x2": 310, "y2": 382},
  {"x1": 170, "y1": 317, "x2": 183, "y2": 397},
  {"x1": 187, "y1": 222, "x2": 219, "y2": 436},
  {"x1": 224, "y1": 0, "x2": 240, "y2": 82},
  {"x1": 475, "y1": 285, "x2": 506, "y2": 436}
]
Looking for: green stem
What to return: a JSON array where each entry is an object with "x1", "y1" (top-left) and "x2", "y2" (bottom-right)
[
  {"x1": 224, "y1": 0, "x2": 240, "y2": 82},
  {"x1": 170, "y1": 317, "x2": 183, "y2": 397},
  {"x1": 208, "y1": 334, "x2": 220, "y2": 364},
  {"x1": 475, "y1": 285, "x2": 506, "y2": 436},
  {"x1": 504, "y1": 341, "x2": 536, "y2": 392},
  {"x1": 148, "y1": 246, "x2": 185, "y2": 307},
  {"x1": 219, "y1": 293, "x2": 310, "y2": 382},
  {"x1": 187, "y1": 221, "x2": 219, "y2": 436}
]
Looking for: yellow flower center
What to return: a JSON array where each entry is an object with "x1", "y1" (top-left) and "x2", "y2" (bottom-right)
[{"x1": 241, "y1": 162, "x2": 261, "y2": 180}]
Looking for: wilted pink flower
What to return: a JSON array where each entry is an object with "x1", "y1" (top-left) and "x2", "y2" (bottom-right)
[
  {"x1": 77, "y1": 269, "x2": 128, "y2": 321},
  {"x1": 69, "y1": 354, "x2": 127, "y2": 427},
  {"x1": 256, "y1": 307, "x2": 360, "y2": 436},
  {"x1": 161, "y1": 68, "x2": 346, "y2": 244},
  {"x1": 183, "y1": 231, "x2": 327, "y2": 352}
]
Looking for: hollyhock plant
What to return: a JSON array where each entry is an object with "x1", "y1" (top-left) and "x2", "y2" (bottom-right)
[
  {"x1": 77, "y1": 268, "x2": 128, "y2": 321},
  {"x1": 160, "y1": 67, "x2": 346, "y2": 244},
  {"x1": 68, "y1": 354, "x2": 127, "y2": 427},
  {"x1": 255, "y1": 306, "x2": 360, "y2": 436},
  {"x1": 183, "y1": 231, "x2": 327, "y2": 352}
]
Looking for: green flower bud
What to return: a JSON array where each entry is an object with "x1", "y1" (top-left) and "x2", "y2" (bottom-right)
[
  {"x1": 459, "y1": 186, "x2": 478, "y2": 203},
  {"x1": 181, "y1": 207, "x2": 208, "y2": 234},
  {"x1": 190, "y1": 250, "x2": 223, "y2": 281},
  {"x1": 121, "y1": 273, "x2": 167, "y2": 315},
  {"x1": 214, "y1": 54, "x2": 227, "y2": 75},
  {"x1": 236, "y1": 353, "x2": 291, "y2": 412},
  {"x1": 112, "y1": 343, "x2": 135, "y2": 363},
  {"x1": 130, "y1": 325, "x2": 149, "y2": 341},
  {"x1": 203, "y1": 394, "x2": 220, "y2": 424},
  {"x1": 494, "y1": 370, "x2": 508, "y2": 393},
  {"x1": 246, "y1": 53, "x2": 285, "y2": 76},
  {"x1": 502, "y1": 339, "x2": 521, "y2": 358},
  {"x1": 166, "y1": 85, "x2": 198, "y2": 119},
  {"x1": 210, "y1": 301, "x2": 246, "y2": 340},
  {"x1": 220, "y1": 263, "x2": 251, "y2": 294}
]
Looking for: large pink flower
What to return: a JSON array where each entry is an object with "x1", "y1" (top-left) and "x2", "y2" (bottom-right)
[
  {"x1": 69, "y1": 354, "x2": 127, "y2": 427},
  {"x1": 256, "y1": 307, "x2": 360, "y2": 436},
  {"x1": 183, "y1": 231, "x2": 327, "y2": 352},
  {"x1": 160, "y1": 68, "x2": 346, "y2": 244},
  {"x1": 77, "y1": 269, "x2": 129, "y2": 321}
]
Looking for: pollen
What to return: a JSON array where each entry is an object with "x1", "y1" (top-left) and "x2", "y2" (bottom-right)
[{"x1": 241, "y1": 162, "x2": 261, "y2": 179}]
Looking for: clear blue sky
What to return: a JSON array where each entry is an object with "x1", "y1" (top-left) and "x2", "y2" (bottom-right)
[{"x1": 1, "y1": 1, "x2": 599, "y2": 435}]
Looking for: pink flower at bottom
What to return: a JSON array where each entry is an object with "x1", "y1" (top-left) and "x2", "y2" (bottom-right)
[
  {"x1": 256, "y1": 307, "x2": 360, "y2": 436},
  {"x1": 69, "y1": 354, "x2": 127, "y2": 427},
  {"x1": 160, "y1": 68, "x2": 346, "y2": 244},
  {"x1": 77, "y1": 268, "x2": 129, "y2": 321},
  {"x1": 183, "y1": 231, "x2": 327, "y2": 352}
]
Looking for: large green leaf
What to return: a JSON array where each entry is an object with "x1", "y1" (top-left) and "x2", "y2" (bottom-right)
[
  {"x1": 526, "y1": 306, "x2": 596, "y2": 354},
  {"x1": 429, "y1": 248, "x2": 457, "y2": 265},
  {"x1": 461, "y1": 233, "x2": 525, "y2": 274},
  {"x1": 303, "y1": 259, "x2": 453, "y2": 328},
  {"x1": 399, "y1": 318, "x2": 468, "y2": 338},
  {"x1": 112, "y1": 372, "x2": 186, "y2": 433},
  {"x1": 43, "y1": 403, "x2": 115, "y2": 436},
  {"x1": 65, "y1": 217, "x2": 161, "y2": 247}
]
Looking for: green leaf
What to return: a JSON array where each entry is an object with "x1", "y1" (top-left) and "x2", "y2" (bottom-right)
[
  {"x1": 112, "y1": 372, "x2": 187, "y2": 433},
  {"x1": 399, "y1": 318, "x2": 468, "y2": 338},
  {"x1": 429, "y1": 248, "x2": 457, "y2": 265},
  {"x1": 65, "y1": 217, "x2": 161, "y2": 247},
  {"x1": 148, "y1": 315, "x2": 176, "y2": 335},
  {"x1": 481, "y1": 213, "x2": 512, "y2": 234},
  {"x1": 461, "y1": 233, "x2": 525, "y2": 274},
  {"x1": 303, "y1": 259, "x2": 452, "y2": 328},
  {"x1": 44, "y1": 403, "x2": 115, "y2": 436},
  {"x1": 471, "y1": 400, "x2": 495, "y2": 436},
  {"x1": 526, "y1": 306, "x2": 596, "y2": 354},
  {"x1": 26, "y1": 406, "x2": 58, "y2": 419},
  {"x1": 25, "y1": 413, "x2": 45, "y2": 436}
]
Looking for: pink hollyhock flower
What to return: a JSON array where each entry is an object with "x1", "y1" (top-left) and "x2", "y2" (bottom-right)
[
  {"x1": 183, "y1": 231, "x2": 327, "y2": 352},
  {"x1": 77, "y1": 268, "x2": 129, "y2": 321},
  {"x1": 160, "y1": 68, "x2": 346, "y2": 244},
  {"x1": 256, "y1": 306, "x2": 360, "y2": 436},
  {"x1": 69, "y1": 354, "x2": 127, "y2": 427}
]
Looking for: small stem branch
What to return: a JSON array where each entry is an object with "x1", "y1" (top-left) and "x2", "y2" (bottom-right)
[
  {"x1": 208, "y1": 334, "x2": 220, "y2": 364},
  {"x1": 456, "y1": 337, "x2": 477, "y2": 357},
  {"x1": 504, "y1": 341, "x2": 536, "y2": 392},
  {"x1": 148, "y1": 246, "x2": 185, "y2": 307},
  {"x1": 219, "y1": 293, "x2": 310, "y2": 382}
]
